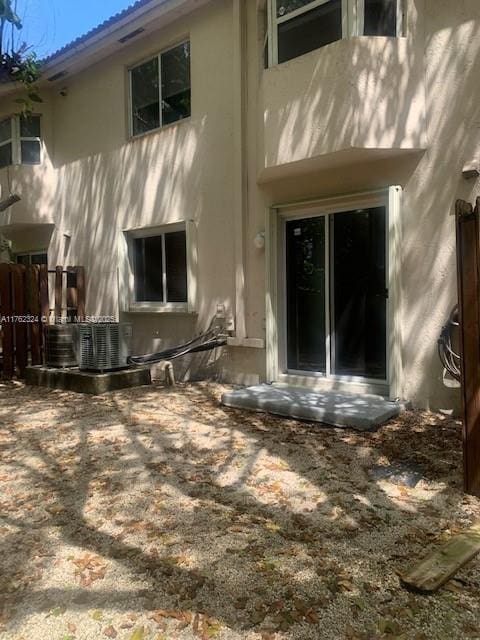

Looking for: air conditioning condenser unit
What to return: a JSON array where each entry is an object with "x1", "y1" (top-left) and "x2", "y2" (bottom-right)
[{"x1": 78, "y1": 323, "x2": 132, "y2": 372}]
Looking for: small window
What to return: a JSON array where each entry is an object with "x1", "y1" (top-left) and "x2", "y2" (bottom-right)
[
  {"x1": 0, "y1": 115, "x2": 42, "y2": 167},
  {"x1": 0, "y1": 118, "x2": 12, "y2": 169},
  {"x1": 130, "y1": 41, "x2": 191, "y2": 136},
  {"x1": 277, "y1": 0, "x2": 342, "y2": 64},
  {"x1": 132, "y1": 229, "x2": 187, "y2": 304},
  {"x1": 16, "y1": 251, "x2": 47, "y2": 266},
  {"x1": 269, "y1": 0, "x2": 343, "y2": 65},
  {"x1": 19, "y1": 115, "x2": 42, "y2": 165}
]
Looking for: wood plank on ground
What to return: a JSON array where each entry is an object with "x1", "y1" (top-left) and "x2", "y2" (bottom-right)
[{"x1": 400, "y1": 522, "x2": 480, "y2": 593}]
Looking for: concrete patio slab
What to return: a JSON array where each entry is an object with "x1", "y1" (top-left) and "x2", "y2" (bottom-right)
[
  {"x1": 221, "y1": 384, "x2": 403, "y2": 431},
  {"x1": 25, "y1": 365, "x2": 151, "y2": 394}
]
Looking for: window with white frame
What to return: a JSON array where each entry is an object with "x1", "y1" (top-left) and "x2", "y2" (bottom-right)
[
  {"x1": 0, "y1": 118, "x2": 13, "y2": 169},
  {"x1": 129, "y1": 41, "x2": 191, "y2": 137},
  {"x1": 267, "y1": 0, "x2": 403, "y2": 65},
  {"x1": 130, "y1": 225, "x2": 188, "y2": 304},
  {"x1": 19, "y1": 115, "x2": 42, "y2": 164},
  {"x1": 0, "y1": 115, "x2": 42, "y2": 168}
]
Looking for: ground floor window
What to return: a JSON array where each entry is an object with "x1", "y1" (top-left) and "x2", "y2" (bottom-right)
[
  {"x1": 15, "y1": 251, "x2": 47, "y2": 266},
  {"x1": 133, "y1": 229, "x2": 187, "y2": 304},
  {"x1": 120, "y1": 220, "x2": 197, "y2": 315}
]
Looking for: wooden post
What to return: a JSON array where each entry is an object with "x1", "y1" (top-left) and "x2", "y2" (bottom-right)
[
  {"x1": 456, "y1": 198, "x2": 480, "y2": 496},
  {"x1": 11, "y1": 265, "x2": 27, "y2": 377},
  {"x1": 66, "y1": 266, "x2": 77, "y2": 322},
  {"x1": 54, "y1": 266, "x2": 63, "y2": 322},
  {"x1": 39, "y1": 265, "x2": 49, "y2": 321},
  {"x1": 75, "y1": 266, "x2": 86, "y2": 321},
  {"x1": 27, "y1": 265, "x2": 41, "y2": 365},
  {"x1": 0, "y1": 265, "x2": 14, "y2": 378},
  {"x1": 39, "y1": 265, "x2": 49, "y2": 363}
]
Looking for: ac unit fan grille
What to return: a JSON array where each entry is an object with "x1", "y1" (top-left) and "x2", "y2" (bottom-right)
[{"x1": 78, "y1": 323, "x2": 131, "y2": 372}]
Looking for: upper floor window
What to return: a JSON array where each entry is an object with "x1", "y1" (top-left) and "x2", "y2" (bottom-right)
[
  {"x1": 129, "y1": 41, "x2": 191, "y2": 137},
  {"x1": 267, "y1": 0, "x2": 403, "y2": 65},
  {"x1": 0, "y1": 115, "x2": 42, "y2": 168}
]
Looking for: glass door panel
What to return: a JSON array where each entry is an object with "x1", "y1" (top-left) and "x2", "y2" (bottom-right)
[
  {"x1": 331, "y1": 207, "x2": 387, "y2": 379},
  {"x1": 286, "y1": 217, "x2": 326, "y2": 372}
]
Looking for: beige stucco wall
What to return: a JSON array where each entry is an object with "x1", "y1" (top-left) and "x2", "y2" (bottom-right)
[
  {"x1": 0, "y1": 0, "x2": 244, "y2": 380},
  {"x1": 0, "y1": 0, "x2": 479, "y2": 407},
  {"x1": 262, "y1": 34, "x2": 427, "y2": 177},
  {"x1": 242, "y1": 0, "x2": 480, "y2": 411}
]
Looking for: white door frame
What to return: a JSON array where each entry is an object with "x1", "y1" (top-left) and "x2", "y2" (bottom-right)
[{"x1": 265, "y1": 186, "x2": 403, "y2": 400}]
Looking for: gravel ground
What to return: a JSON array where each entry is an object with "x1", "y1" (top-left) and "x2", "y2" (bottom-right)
[{"x1": 0, "y1": 380, "x2": 479, "y2": 640}]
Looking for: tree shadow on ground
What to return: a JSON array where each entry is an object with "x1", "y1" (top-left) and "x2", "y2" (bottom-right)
[{"x1": 0, "y1": 381, "x2": 479, "y2": 639}]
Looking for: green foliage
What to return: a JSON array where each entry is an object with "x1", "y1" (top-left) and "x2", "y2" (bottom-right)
[{"x1": 0, "y1": 0, "x2": 42, "y2": 113}]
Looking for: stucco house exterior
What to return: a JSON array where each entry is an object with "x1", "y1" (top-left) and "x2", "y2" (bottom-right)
[{"x1": 0, "y1": 0, "x2": 479, "y2": 411}]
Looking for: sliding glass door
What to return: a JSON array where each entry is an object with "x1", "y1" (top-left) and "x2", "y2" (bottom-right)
[
  {"x1": 285, "y1": 206, "x2": 387, "y2": 381},
  {"x1": 286, "y1": 217, "x2": 326, "y2": 372},
  {"x1": 331, "y1": 207, "x2": 387, "y2": 380}
]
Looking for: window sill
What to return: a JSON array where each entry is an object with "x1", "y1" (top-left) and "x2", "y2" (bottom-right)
[
  {"x1": 227, "y1": 337, "x2": 265, "y2": 349},
  {"x1": 0, "y1": 163, "x2": 42, "y2": 169},
  {"x1": 126, "y1": 303, "x2": 195, "y2": 315}
]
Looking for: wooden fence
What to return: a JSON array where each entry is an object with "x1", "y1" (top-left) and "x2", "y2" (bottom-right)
[
  {"x1": 456, "y1": 198, "x2": 480, "y2": 497},
  {"x1": 0, "y1": 264, "x2": 85, "y2": 379}
]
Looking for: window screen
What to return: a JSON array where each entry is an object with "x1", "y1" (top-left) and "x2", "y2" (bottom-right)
[
  {"x1": 134, "y1": 235, "x2": 164, "y2": 302},
  {"x1": 165, "y1": 230, "x2": 187, "y2": 302},
  {"x1": 364, "y1": 0, "x2": 397, "y2": 36},
  {"x1": 0, "y1": 118, "x2": 12, "y2": 169},
  {"x1": 16, "y1": 252, "x2": 47, "y2": 266},
  {"x1": 20, "y1": 115, "x2": 41, "y2": 138},
  {"x1": 130, "y1": 42, "x2": 191, "y2": 135},
  {"x1": 132, "y1": 229, "x2": 188, "y2": 304},
  {"x1": 31, "y1": 253, "x2": 47, "y2": 265},
  {"x1": 161, "y1": 42, "x2": 191, "y2": 126},
  {"x1": 19, "y1": 115, "x2": 41, "y2": 165},
  {"x1": 131, "y1": 57, "x2": 160, "y2": 136},
  {"x1": 277, "y1": 0, "x2": 342, "y2": 64}
]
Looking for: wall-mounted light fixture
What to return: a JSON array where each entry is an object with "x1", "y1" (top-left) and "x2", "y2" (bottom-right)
[{"x1": 254, "y1": 231, "x2": 265, "y2": 250}]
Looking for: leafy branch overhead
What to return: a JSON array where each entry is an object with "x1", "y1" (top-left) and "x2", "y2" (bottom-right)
[{"x1": 0, "y1": 0, "x2": 42, "y2": 111}]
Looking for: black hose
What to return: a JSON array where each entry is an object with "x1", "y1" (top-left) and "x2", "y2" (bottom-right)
[
  {"x1": 438, "y1": 306, "x2": 461, "y2": 382},
  {"x1": 127, "y1": 328, "x2": 226, "y2": 366}
]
